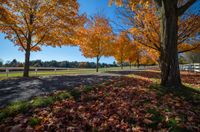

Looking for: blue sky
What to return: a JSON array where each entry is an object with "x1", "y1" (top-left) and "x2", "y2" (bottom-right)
[{"x1": 0, "y1": 0, "x2": 118, "y2": 64}]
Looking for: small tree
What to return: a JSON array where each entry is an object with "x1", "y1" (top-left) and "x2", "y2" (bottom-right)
[
  {"x1": 113, "y1": 32, "x2": 131, "y2": 69},
  {"x1": 78, "y1": 15, "x2": 114, "y2": 72}
]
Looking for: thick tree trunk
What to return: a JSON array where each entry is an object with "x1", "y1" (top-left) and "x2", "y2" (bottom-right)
[{"x1": 159, "y1": 1, "x2": 182, "y2": 88}]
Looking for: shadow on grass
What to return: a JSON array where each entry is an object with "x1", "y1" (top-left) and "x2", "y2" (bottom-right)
[
  {"x1": 0, "y1": 75, "x2": 115, "y2": 108},
  {"x1": 106, "y1": 70, "x2": 161, "y2": 78},
  {"x1": 150, "y1": 83, "x2": 200, "y2": 102}
]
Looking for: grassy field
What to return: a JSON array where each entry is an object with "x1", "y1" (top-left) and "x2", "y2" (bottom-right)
[{"x1": 0, "y1": 66, "x2": 136, "y2": 80}]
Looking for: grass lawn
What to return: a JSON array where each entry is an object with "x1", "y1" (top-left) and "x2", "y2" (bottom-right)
[{"x1": 0, "y1": 66, "x2": 135, "y2": 80}]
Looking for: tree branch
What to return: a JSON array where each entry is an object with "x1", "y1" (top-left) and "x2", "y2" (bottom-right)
[
  {"x1": 10, "y1": 26, "x2": 26, "y2": 50},
  {"x1": 178, "y1": 43, "x2": 200, "y2": 53},
  {"x1": 178, "y1": 0, "x2": 197, "y2": 16},
  {"x1": 31, "y1": 33, "x2": 46, "y2": 50}
]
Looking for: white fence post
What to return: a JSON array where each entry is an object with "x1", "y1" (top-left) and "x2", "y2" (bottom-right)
[
  {"x1": 54, "y1": 68, "x2": 57, "y2": 74},
  {"x1": 6, "y1": 68, "x2": 9, "y2": 77},
  {"x1": 35, "y1": 68, "x2": 38, "y2": 76}
]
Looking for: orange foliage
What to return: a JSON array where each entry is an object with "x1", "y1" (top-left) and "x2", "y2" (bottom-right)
[
  {"x1": 112, "y1": 32, "x2": 131, "y2": 66},
  {"x1": 0, "y1": 0, "x2": 85, "y2": 52},
  {"x1": 111, "y1": 0, "x2": 200, "y2": 54},
  {"x1": 77, "y1": 15, "x2": 114, "y2": 60}
]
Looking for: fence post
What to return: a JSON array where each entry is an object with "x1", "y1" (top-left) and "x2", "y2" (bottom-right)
[
  {"x1": 6, "y1": 68, "x2": 9, "y2": 77},
  {"x1": 54, "y1": 68, "x2": 57, "y2": 75},
  {"x1": 35, "y1": 68, "x2": 38, "y2": 76}
]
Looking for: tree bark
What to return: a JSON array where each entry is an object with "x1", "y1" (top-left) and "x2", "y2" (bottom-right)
[
  {"x1": 121, "y1": 62, "x2": 123, "y2": 69},
  {"x1": 23, "y1": 48, "x2": 30, "y2": 77},
  {"x1": 23, "y1": 13, "x2": 33, "y2": 77},
  {"x1": 137, "y1": 57, "x2": 140, "y2": 69},
  {"x1": 96, "y1": 56, "x2": 99, "y2": 72},
  {"x1": 159, "y1": 0, "x2": 182, "y2": 88}
]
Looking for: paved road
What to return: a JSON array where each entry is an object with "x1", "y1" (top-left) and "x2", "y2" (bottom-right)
[{"x1": 0, "y1": 73, "x2": 123, "y2": 108}]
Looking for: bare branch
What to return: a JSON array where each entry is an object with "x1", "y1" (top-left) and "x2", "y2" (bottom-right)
[{"x1": 178, "y1": 0, "x2": 197, "y2": 16}]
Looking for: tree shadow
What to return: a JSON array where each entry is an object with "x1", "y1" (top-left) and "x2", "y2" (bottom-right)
[
  {"x1": 106, "y1": 70, "x2": 161, "y2": 79},
  {"x1": 0, "y1": 75, "x2": 116, "y2": 108}
]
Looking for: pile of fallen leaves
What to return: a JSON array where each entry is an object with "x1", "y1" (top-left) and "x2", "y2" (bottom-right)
[{"x1": 0, "y1": 76, "x2": 200, "y2": 131}]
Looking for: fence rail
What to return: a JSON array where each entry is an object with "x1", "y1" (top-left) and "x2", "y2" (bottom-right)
[
  {"x1": 0, "y1": 67, "x2": 95, "y2": 77},
  {"x1": 1, "y1": 64, "x2": 198, "y2": 78},
  {"x1": 180, "y1": 63, "x2": 200, "y2": 72}
]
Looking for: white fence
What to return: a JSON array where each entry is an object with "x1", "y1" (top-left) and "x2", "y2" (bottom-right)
[
  {"x1": 180, "y1": 63, "x2": 200, "y2": 72},
  {"x1": 0, "y1": 67, "x2": 94, "y2": 77}
]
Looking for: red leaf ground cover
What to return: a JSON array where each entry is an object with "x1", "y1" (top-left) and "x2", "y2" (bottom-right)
[
  {"x1": 0, "y1": 76, "x2": 199, "y2": 131},
  {"x1": 132, "y1": 70, "x2": 200, "y2": 85}
]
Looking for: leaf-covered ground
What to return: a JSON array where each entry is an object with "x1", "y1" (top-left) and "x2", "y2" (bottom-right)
[
  {"x1": 130, "y1": 70, "x2": 200, "y2": 87},
  {"x1": 0, "y1": 71, "x2": 200, "y2": 131}
]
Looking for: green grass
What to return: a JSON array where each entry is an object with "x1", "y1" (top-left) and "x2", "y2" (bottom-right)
[
  {"x1": 28, "y1": 117, "x2": 41, "y2": 127},
  {"x1": 150, "y1": 83, "x2": 200, "y2": 102},
  {"x1": 0, "y1": 91, "x2": 72, "y2": 122},
  {"x1": 0, "y1": 84, "x2": 92, "y2": 122},
  {"x1": 146, "y1": 108, "x2": 164, "y2": 128},
  {"x1": 83, "y1": 85, "x2": 93, "y2": 93},
  {"x1": 0, "y1": 101, "x2": 30, "y2": 121},
  {"x1": 55, "y1": 91, "x2": 72, "y2": 100},
  {"x1": 0, "y1": 66, "x2": 136, "y2": 80},
  {"x1": 31, "y1": 96, "x2": 54, "y2": 108}
]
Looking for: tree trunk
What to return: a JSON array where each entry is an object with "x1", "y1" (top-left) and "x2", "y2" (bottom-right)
[
  {"x1": 159, "y1": 0, "x2": 182, "y2": 88},
  {"x1": 23, "y1": 48, "x2": 30, "y2": 77},
  {"x1": 121, "y1": 62, "x2": 123, "y2": 69},
  {"x1": 96, "y1": 56, "x2": 99, "y2": 72},
  {"x1": 129, "y1": 62, "x2": 132, "y2": 69},
  {"x1": 137, "y1": 58, "x2": 140, "y2": 69},
  {"x1": 23, "y1": 13, "x2": 33, "y2": 77}
]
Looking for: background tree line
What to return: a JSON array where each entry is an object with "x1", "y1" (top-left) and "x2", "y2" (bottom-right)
[{"x1": 0, "y1": 59, "x2": 119, "y2": 68}]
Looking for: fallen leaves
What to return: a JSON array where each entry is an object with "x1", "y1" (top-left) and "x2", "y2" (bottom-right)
[{"x1": 0, "y1": 76, "x2": 199, "y2": 131}]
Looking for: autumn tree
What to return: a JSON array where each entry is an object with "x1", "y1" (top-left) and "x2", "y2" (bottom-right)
[
  {"x1": 125, "y1": 43, "x2": 158, "y2": 68},
  {"x1": 78, "y1": 15, "x2": 114, "y2": 72},
  {"x1": 0, "y1": 0, "x2": 85, "y2": 77},
  {"x1": 122, "y1": 4, "x2": 200, "y2": 55},
  {"x1": 113, "y1": 32, "x2": 131, "y2": 69},
  {"x1": 110, "y1": 0, "x2": 199, "y2": 88},
  {"x1": 125, "y1": 43, "x2": 138, "y2": 69}
]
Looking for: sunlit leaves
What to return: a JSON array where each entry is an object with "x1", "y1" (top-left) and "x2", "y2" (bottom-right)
[
  {"x1": 77, "y1": 15, "x2": 114, "y2": 59},
  {"x1": 0, "y1": 0, "x2": 85, "y2": 51}
]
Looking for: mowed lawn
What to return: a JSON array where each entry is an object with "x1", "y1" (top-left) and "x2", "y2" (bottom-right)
[{"x1": 0, "y1": 67, "x2": 135, "y2": 80}]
